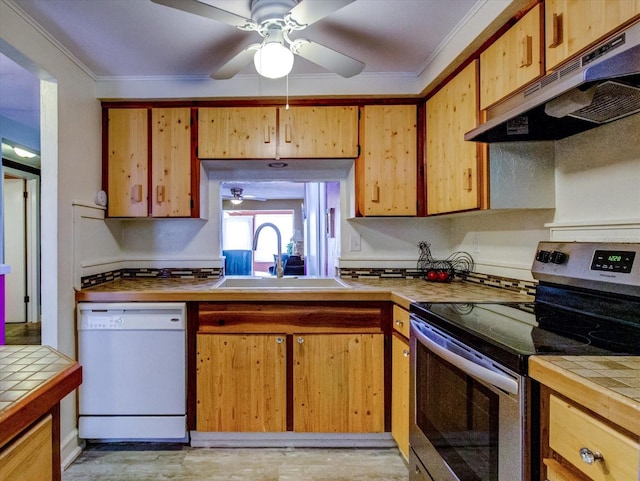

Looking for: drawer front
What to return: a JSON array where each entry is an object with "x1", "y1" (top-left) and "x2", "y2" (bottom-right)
[
  {"x1": 392, "y1": 305, "x2": 410, "y2": 338},
  {"x1": 549, "y1": 395, "x2": 639, "y2": 481}
]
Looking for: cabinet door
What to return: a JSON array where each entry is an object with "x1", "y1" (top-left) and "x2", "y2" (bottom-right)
[
  {"x1": 480, "y1": 3, "x2": 543, "y2": 109},
  {"x1": 198, "y1": 107, "x2": 277, "y2": 159},
  {"x1": 360, "y1": 105, "x2": 417, "y2": 216},
  {"x1": 293, "y1": 333, "x2": 384, "y2": 433},
  {"x1": 545, "y1": 0, "x2": 640, "y2": 71},
  {"x1": 151, "y1": 108, "x2": 192, "y2": 217},
  {"x1": 107, "y1": 108, "x2": 148, "y2": 217},
  {"x1": 0, "y1": 414, "x2": 52, "y2": 481},
  {"x1": 277, "y1": 106, "x2": 359, "y2": 158},
  {"x1": 196, "y1": 333, "x2": 287, "y2": 432},
  {"x1": 426, "y1": 61, "x2": 481, "y2": 215},
  {"x1": 391, "y1": 334, "x2": 410, "y2": 460}
]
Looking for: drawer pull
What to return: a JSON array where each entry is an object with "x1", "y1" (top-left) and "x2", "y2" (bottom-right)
[
  {"x1": 579, "y1": 447, "x2": 603, "y2": 465},
  {"x1": 395, "y1": 320, "x2": 404, "y2": 326}
]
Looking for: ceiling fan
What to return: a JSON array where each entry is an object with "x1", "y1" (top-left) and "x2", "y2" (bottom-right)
[
  {"x1": 150, "y1": 0, "x2": 365, "y2": 79},
  {"x1": 223, "y1": 187, "x2": 266, "y2": 204}
]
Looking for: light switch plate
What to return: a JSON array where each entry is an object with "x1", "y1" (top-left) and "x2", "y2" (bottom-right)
[{"x1": 350, "y1": 234, "x2": 361, "y2": 251}]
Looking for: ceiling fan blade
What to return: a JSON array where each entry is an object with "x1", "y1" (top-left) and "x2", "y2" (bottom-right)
[
  {"x1": 211, "y1": 44, "x2": 261, "y2": 80},
  {"x1": 288, "y1": 0, "x2": 356, "y2": 27},
  {"x1": 151, "y1": 0, "x2": 255, "y2": 29},
  {"x1": 293, "y1": 39, "x2": 364, "y2": 78}
]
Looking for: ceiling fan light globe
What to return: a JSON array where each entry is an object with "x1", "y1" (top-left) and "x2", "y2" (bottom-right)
[
  {"x1": 230, "y1": 198, "x2": 243, "y2": 205},
  {"x1": 254, "y1": 42, "x2": 294, "y2": 78}
]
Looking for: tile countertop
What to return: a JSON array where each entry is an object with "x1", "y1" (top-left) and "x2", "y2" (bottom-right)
[
  {"x1": 529, "y1": 356, "x2": 640, "y2": 437},
  {"x1": 0, "y1": 345, "x2": 82, "y2": 448},
  {"x1": 75, "y1": 277, "x2": 534, "y2": 308}
]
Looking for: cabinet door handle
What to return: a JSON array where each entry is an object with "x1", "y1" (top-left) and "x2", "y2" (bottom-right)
[
  {"x1": 463, "y1": 168, "x2": 473, "y2": 192},
  {"x1": 549, "y1": 13, "x2": 563, "y2": 48},
  {"x1": 264, "y1": 125, "x2": 271, "y2": 144},
  {"x1": 403, "y1": 349, "x2": 410, "y2": 357},
  {"x1": 297, "y1": 337, "x2": 304, "y2": 344},
  {"x1": 371, "y1": 183, "x2": 380, "y2": 203},
  {"x1": 276, "y1": 337, "x2": 284, "y2": 344},
  {"x1": 519, "y1": 35, "x2": 532, "y2": 68},
  {"x1": 131, "y1": 184, "x2": 143, "y2": 203},
  {"x1": 285, "y1": 124, "x2": 292, "y2": 143},
  {"x1": 395, "y1": 320, "x2": 404, "y2": 327},
  {"x1": 579, "y1": 447, "x2": 604, "y2": 465},
  {"x1": 156, "y1": 184, "x2": 165, "y2": 204}
]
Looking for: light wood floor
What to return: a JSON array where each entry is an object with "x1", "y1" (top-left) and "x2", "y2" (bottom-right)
[
  {"x1": 63, "y1": 445, "x2": 409, "y2": 481},
  {"x1": 4, "y1": 321, "x2": 41, "y2": 345}
]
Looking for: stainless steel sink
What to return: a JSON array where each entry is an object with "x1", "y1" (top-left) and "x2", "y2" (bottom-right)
[{"x1": 213, "y1": 276, "x2": 351, "y2": 289}]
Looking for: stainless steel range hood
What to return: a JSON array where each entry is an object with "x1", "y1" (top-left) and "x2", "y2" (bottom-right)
[{"x1": 466, "y1": 21, "x2": 640, "y2": 143}]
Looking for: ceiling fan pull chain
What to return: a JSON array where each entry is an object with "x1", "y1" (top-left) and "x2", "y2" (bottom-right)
[{"x1": 286, "y1": 74, "x2": 290, "y2": 110}]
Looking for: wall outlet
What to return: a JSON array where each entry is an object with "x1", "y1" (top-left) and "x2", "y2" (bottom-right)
[
  {"x1": 350, "y1": 233, "x2": 361, "y2": 251},
  {"x1": 473, "y1": 233, "x2": 480, "y2": 253}
]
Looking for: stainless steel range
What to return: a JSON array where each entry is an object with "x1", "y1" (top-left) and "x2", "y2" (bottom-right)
[{"x1": 408, "y1": 241, "x2": 640, "y2": 481}]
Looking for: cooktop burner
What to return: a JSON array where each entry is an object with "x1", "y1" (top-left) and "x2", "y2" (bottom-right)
[
  {"x1": 411, "y1": 242, "x2": 640, "y2": 374},
  {"x1": 410, "y1": 300, "x2": 640, "y2": 374}
]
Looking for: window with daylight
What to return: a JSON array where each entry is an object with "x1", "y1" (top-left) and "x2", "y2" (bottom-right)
[{"x1": 222, "y1": 211, "x2": 293, "y2": 262}]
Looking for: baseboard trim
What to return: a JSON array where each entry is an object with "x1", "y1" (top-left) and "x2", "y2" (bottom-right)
[
  {"x1": 190, "y1": 431, "x2": 396, "y2": 448},
  {"x1": 61, "y1": 428, "x2": 85, "y2": 470}
]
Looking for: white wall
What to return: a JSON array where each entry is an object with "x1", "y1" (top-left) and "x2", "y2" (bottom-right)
[
  {"x1": 1, "y1": 0, "x2": 103, "y2": 467},
  {"x1": 450, "y1": 113, "x2": 640, "y2": 279},
  {"x1": 552, "y1": 114, "x2": 640, "y2": 232}
]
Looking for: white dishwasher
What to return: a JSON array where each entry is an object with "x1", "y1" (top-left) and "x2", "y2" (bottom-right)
[{"x1": 77, "y1": 302, "x2": 187, "y2": 441}]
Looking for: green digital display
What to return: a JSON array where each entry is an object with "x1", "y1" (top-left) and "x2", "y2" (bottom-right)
[{"x1": 591, "y1": 250, "x2": 635, "y2": 274}]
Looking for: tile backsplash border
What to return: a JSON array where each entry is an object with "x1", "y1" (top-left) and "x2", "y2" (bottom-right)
[
  {"x1": 80, "y1": 267, "x2": 223, "y2": 289},
  {"x1": 338, "y1": 267, "x2": 537, "y2": 296},
  {"x1": 82, "y1": 266, "x2": 536, "y2": 297}
]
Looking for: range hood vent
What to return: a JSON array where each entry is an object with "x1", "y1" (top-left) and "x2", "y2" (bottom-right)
[{"x1": 466, "y1": 21, "x2": 640, "y2": 143}]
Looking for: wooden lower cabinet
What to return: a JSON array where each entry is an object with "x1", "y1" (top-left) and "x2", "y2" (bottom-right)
[
  {"x1": 538, "y1": 387, "x2": 640, "y2": 481},
  {"x1": 293, "y1": 333, "x2": 385, "y2": 433},
  {"x1": 0, "y1": 414, "x2": 53, "y2": 481},
  {"x1": 195, "y1": 302, "x2": 387, "y2": 434},
  {"x1": 391, "y1": 333, "x2": 410, "y2": 459},
  {"x1": 197, "y1": 332, "x2": 384, "y2": 433},
  {"x1": 196, "y1": 333, "x2": 287, "y2": 432}
]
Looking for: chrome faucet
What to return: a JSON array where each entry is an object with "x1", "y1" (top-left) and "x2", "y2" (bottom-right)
[{"x1": 252, "y1": 223, "x2": 284, "y2": 278}]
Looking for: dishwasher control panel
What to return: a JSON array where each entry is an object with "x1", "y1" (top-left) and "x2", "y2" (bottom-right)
[
  {"x1": 81, "y1": 315, "x2": 125, "y2": 330},
  {"x1": 77, "y1": 303, "x2": 187, "y2": 330}
]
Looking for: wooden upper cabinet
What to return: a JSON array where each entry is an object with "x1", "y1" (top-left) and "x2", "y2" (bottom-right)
[
  {"x1": 358, "y1": 105, "x2": 417, "y2": 216},
  {"x1": 293, "y1": 333, "x2": 385, "y2": 433},
  {"x1": 106, "y1": 107, "x2": 197, "y2": 218},
  {"x1": 277, "y1": 106, "x2": 359, "y2": 158},
  {"x1": 107, "y1": 108, "x2": 149, "y2": 217},
  {"x1": 198, "y1": 107, "x2": 277, "y2": 159},
  {"x1": 198, "y1": 106, "x2": 358, "y2": 159},
  {"x1": 480, "y1": 3, "x2": 544, "y2": 109},
  {"x1": 151, "y1": 108, "x2": 192, "y2": 217},
  {"x1": 426, "y1": 60, "x2": 481, "y2": 215},
  {"x1": 545, "y1": 0, "x2": 640, "y2": 71}
]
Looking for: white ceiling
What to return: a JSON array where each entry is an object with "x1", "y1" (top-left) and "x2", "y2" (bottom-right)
[{"x1": 0, "y1": 0, "x2": 486, "y2": 132}]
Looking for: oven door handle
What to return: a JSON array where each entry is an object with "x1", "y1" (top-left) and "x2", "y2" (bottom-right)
[{"x1": 413, "y1": 325, "x2": 519, "y2": 395}]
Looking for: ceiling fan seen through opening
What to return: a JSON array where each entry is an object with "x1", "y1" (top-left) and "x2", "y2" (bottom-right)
[{"x1": 150, "y1": 0, "x2": 365, "y2": 79}]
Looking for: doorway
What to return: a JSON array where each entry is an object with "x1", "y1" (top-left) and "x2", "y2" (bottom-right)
[
  {"x1": 220, "y1": 181, "x2": 340, "y2": 277},
  {"x1": 3, "y1": 157, "x2": 41, "y2": 343}
]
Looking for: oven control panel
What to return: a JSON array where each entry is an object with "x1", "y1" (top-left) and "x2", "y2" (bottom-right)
[{"x1": 532, "y1": 242, "x2": 640, "y2": 296}]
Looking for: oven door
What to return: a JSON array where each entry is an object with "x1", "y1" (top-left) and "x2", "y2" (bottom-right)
[{"x1": 409, "y1": 315, "x2": 527, "y2": 481}]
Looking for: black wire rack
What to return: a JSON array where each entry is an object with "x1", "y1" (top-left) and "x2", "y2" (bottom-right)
[{"x1": 417, "y1": 241, "x2": 474, "y2": 282}]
